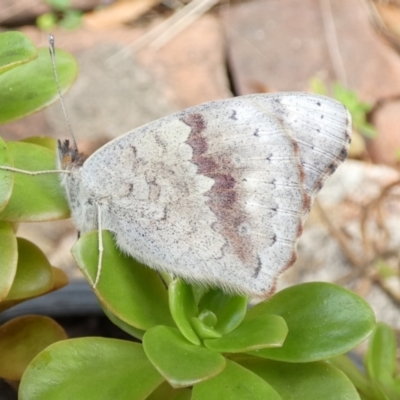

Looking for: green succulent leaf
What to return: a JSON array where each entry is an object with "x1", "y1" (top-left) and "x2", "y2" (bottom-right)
[
  {"x1": 0, "y1": 31, "x2": 37, "y2": 73},
  {"x1": 236, "y1": 356, "x2": 360, "y2": 400},
  {"x1": 198, "y1": 288, "x2": 248, "y2": 334},
  {"x1": 143, "y1": 325, "x2": 226, "y2": 388},
  {"x1": 204, "y1": 314, "x2": 288, "y2": 353},
  {"x1": 0, "y1": 315, "x2": 67, "y2": 380},
  {"x1": 72, "y1": 230, "x2": 174, "y2": 330},
  {"x1": 169, "y1": 279, "x2": 201, "y2": 345},
  {"x1": 0, "y1": 47, "x2": 78, "y2": 124},
  {"x1": 0, "y1": 266, "x2": 68, "y2": 314},
  {"x1": 192, "y1": 360, "x2": 282, "y2": 400},
  {"x1": 247, "y1": 282, "x2": 375, "y2": 362},
  {"x1": 102, "y1": 306, "x2": 145, "y2": 340},
  {"x1": 5, "y1": 238, "x2": 54, "y2": 300},
  {"x1": 191, "y1": 316, "x2": 222, "y2": 340},
  {"x1": 190, "y1": 310, "x2": 222, "y2": 340},
  {"x1": 19, "y1": 338, "x2": 164, "y2": 400},
  {"x1": 329, "y1": 355, "x2": 373, "y2": 396},
  {"x1": 0, "y1": 221, "x2": 18, "y2": 301},
  {"x1": 21, "y1": 136, "x2": 58, "y2": 150},
  {"x1": 0, "y1": 140, "x2": 69, "y2": 222},
  {"x1": 365, "y1": 323, "x2": 398, "y2": 387}
]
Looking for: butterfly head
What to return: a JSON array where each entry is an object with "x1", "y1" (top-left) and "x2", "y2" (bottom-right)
[{"x1": 57, "y1": 139, "x2": 85, "y2": 170}]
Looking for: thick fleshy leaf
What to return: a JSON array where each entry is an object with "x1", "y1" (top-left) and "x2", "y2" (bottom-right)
[
  {"x1": 5, "y1": 238, "x2": 54, "y2": 300},
  {"x1": 192, "y1": 360, "x2": 281, "y2": 400},
  {"x1": 0, "y1": 266, "x2": 68, "y2": 313},
  {"x1": 0, "y1": 137, "x2": 14, "y2": 212},
  {"x1": 247, "y1": 282, "x2": 375, "y2": 362},
  {"x1": 0, "y1": 31, "x2": 37, "y2": 73},
  {"x1": 204, "y1": 314, "x2": 288, "y2": 353},
  {"x1": 147, "y1": 381, "x2": 192, "y2": 400},
  {"x1": 329, "y1": 355, "x2": 373, "y2": 396},
  {"x1": 102, "y1": 306, "x2": 145, "y2": 340},
  {"x1": 191, "y1": 314, "x2": 222, "y2": 340},
  {"x1": 19, "y1": 338, "x2": 164, "y2": 400},
  {"x1": 21, "y1": 136, "x2": 58, "y2": 151},
  {"x1": 143, "y1": 326, "x2": 226, "y2": 388},
  {"x1": 0, "y1": 47, "x2": 77, "y2": 124},
  {"x1": 51, "y1": 266, "x2": 69, "y2": 290},
  {"x1": 169, "y1": 279, "x2": 200, "y2": 345},
  {"x1": 0, "y1": 315, "x2": 67, "y2": 380},
  {"x1": 236, "y1": 357, "x2": 360, "y2": 400},
  {"x1": 0, "y1": 221, "x2": 18, "y2": 300},
  {"x1": 0, "y1": 141, "x2": 69, "y2": 221},
  {"x1": 71, "y1": 230, "x2": 174, "y2": 330},
  {"x1": 365, "y1": 323, "x2": 397, "y2": 387},
  {"x1": 198, "y1": 289, "x2": 248, "y2": 335}
]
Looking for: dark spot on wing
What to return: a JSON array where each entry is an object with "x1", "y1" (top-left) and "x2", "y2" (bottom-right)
[{"x1": 252, "y1": 257, "x2": 262, "y2": 278}]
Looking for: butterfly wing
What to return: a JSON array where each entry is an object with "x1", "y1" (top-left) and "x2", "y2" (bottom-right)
[{"x1": 79, "y1": 93, "x2": 351, "y2": 297}]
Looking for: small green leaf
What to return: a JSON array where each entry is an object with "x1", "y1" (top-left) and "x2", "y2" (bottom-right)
[
  {"x1": 0, "y1": 315, "x2": 67, "y2": 380},
  {"x1": 198, "y1": 309, "x2": 217, "y2": 327},
  {"x1": 204, "y1": 314, "x2": 288, "y2": 353},
  {"x1": 329, "y1": 355, "x2": 373, "y2": 396},
  {"x1": 59, "y1": 9, "x2": 83, "y2": 29},
  {"x1": 192, "y1": 360, "x2": 281, "y2": 400},
  {"x1": 0, "y1": 31, "x2": 37, "y2": 73},
  {"x1": 0, "y1": 221, "x2": 18, "y2": 300},
  {"x1": 247, "y1": 282, "x2": 376, "y2": 362},
  {"x1": 143, "y1": 326, "x2": 226, "y2": 388},
  {"x1": 0, "y1": 141, "x2": 70, "y2": 222},
  {"x1": 19, "y1": 339, "x2": 164, "y2": 400},
  {"x1": 198, "y1": 289, "x2": 248, "y2": 335},
  {"x1": 36, "y1": 13, "x2": 58, "y2": 31},
  {"x1": 0, "y1": 47, "x2": 77, "y2": 124},
  {"x1": 366, "y1": 323, "x2": 397, "y2": 387},
  {"x1": 72, "y1": 230, "x2": 174, "y2": 330},
  {"x1": 169, "y1": 279, "x2": 201, "y2": 345},
  {"x1": 191, "y1": 316, "x2": 222, "y2": 340},
  {"x1": 6, "y1": 238, "x2": 54, "y2": 300},
  {"x1": 236, "y1": 356, "x2": 360, "y2": 400}
]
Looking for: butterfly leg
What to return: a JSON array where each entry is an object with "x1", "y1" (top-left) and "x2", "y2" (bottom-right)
[{"x1": 93, "y1": 202, "x2": 104, "y2": 288}]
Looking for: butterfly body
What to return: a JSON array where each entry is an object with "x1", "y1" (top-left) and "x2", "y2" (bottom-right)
[{"x1": 58, "y1": 93, "x2": 351, "y2": 297}]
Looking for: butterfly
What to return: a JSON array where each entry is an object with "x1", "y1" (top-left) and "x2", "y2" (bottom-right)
[{"x1": 58, "y1": 92, "x2": 351, "y2": 298}]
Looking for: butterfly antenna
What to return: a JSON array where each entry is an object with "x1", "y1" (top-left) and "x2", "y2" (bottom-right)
[{"x1": 48, "y1": 34, "x2": 78, "y2": 152}]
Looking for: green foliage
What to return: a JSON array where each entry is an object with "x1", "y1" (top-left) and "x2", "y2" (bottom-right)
[
  {"x1": 36, "y1": 0, "x2": 82, "y2": 30},
  {"x1": 0, "y1": 32, "x2": 78, "y2": 124},
  {"x1": 310, "y1": 78, "x2": 377, "y2": 139},
  {"x1": 0, "y1": 31, "x2": 383, "y2": 399},
  {"x1": 0, "y1": 30, "x2": 75, "y2": 382},
  {"x1": 331, "y1": 323, "x2": 400, "y2": 400}
]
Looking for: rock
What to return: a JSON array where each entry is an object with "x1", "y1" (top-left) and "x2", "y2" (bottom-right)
[{"x1": 222, "y1": 0, "x2": 400, "y2": 166}]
